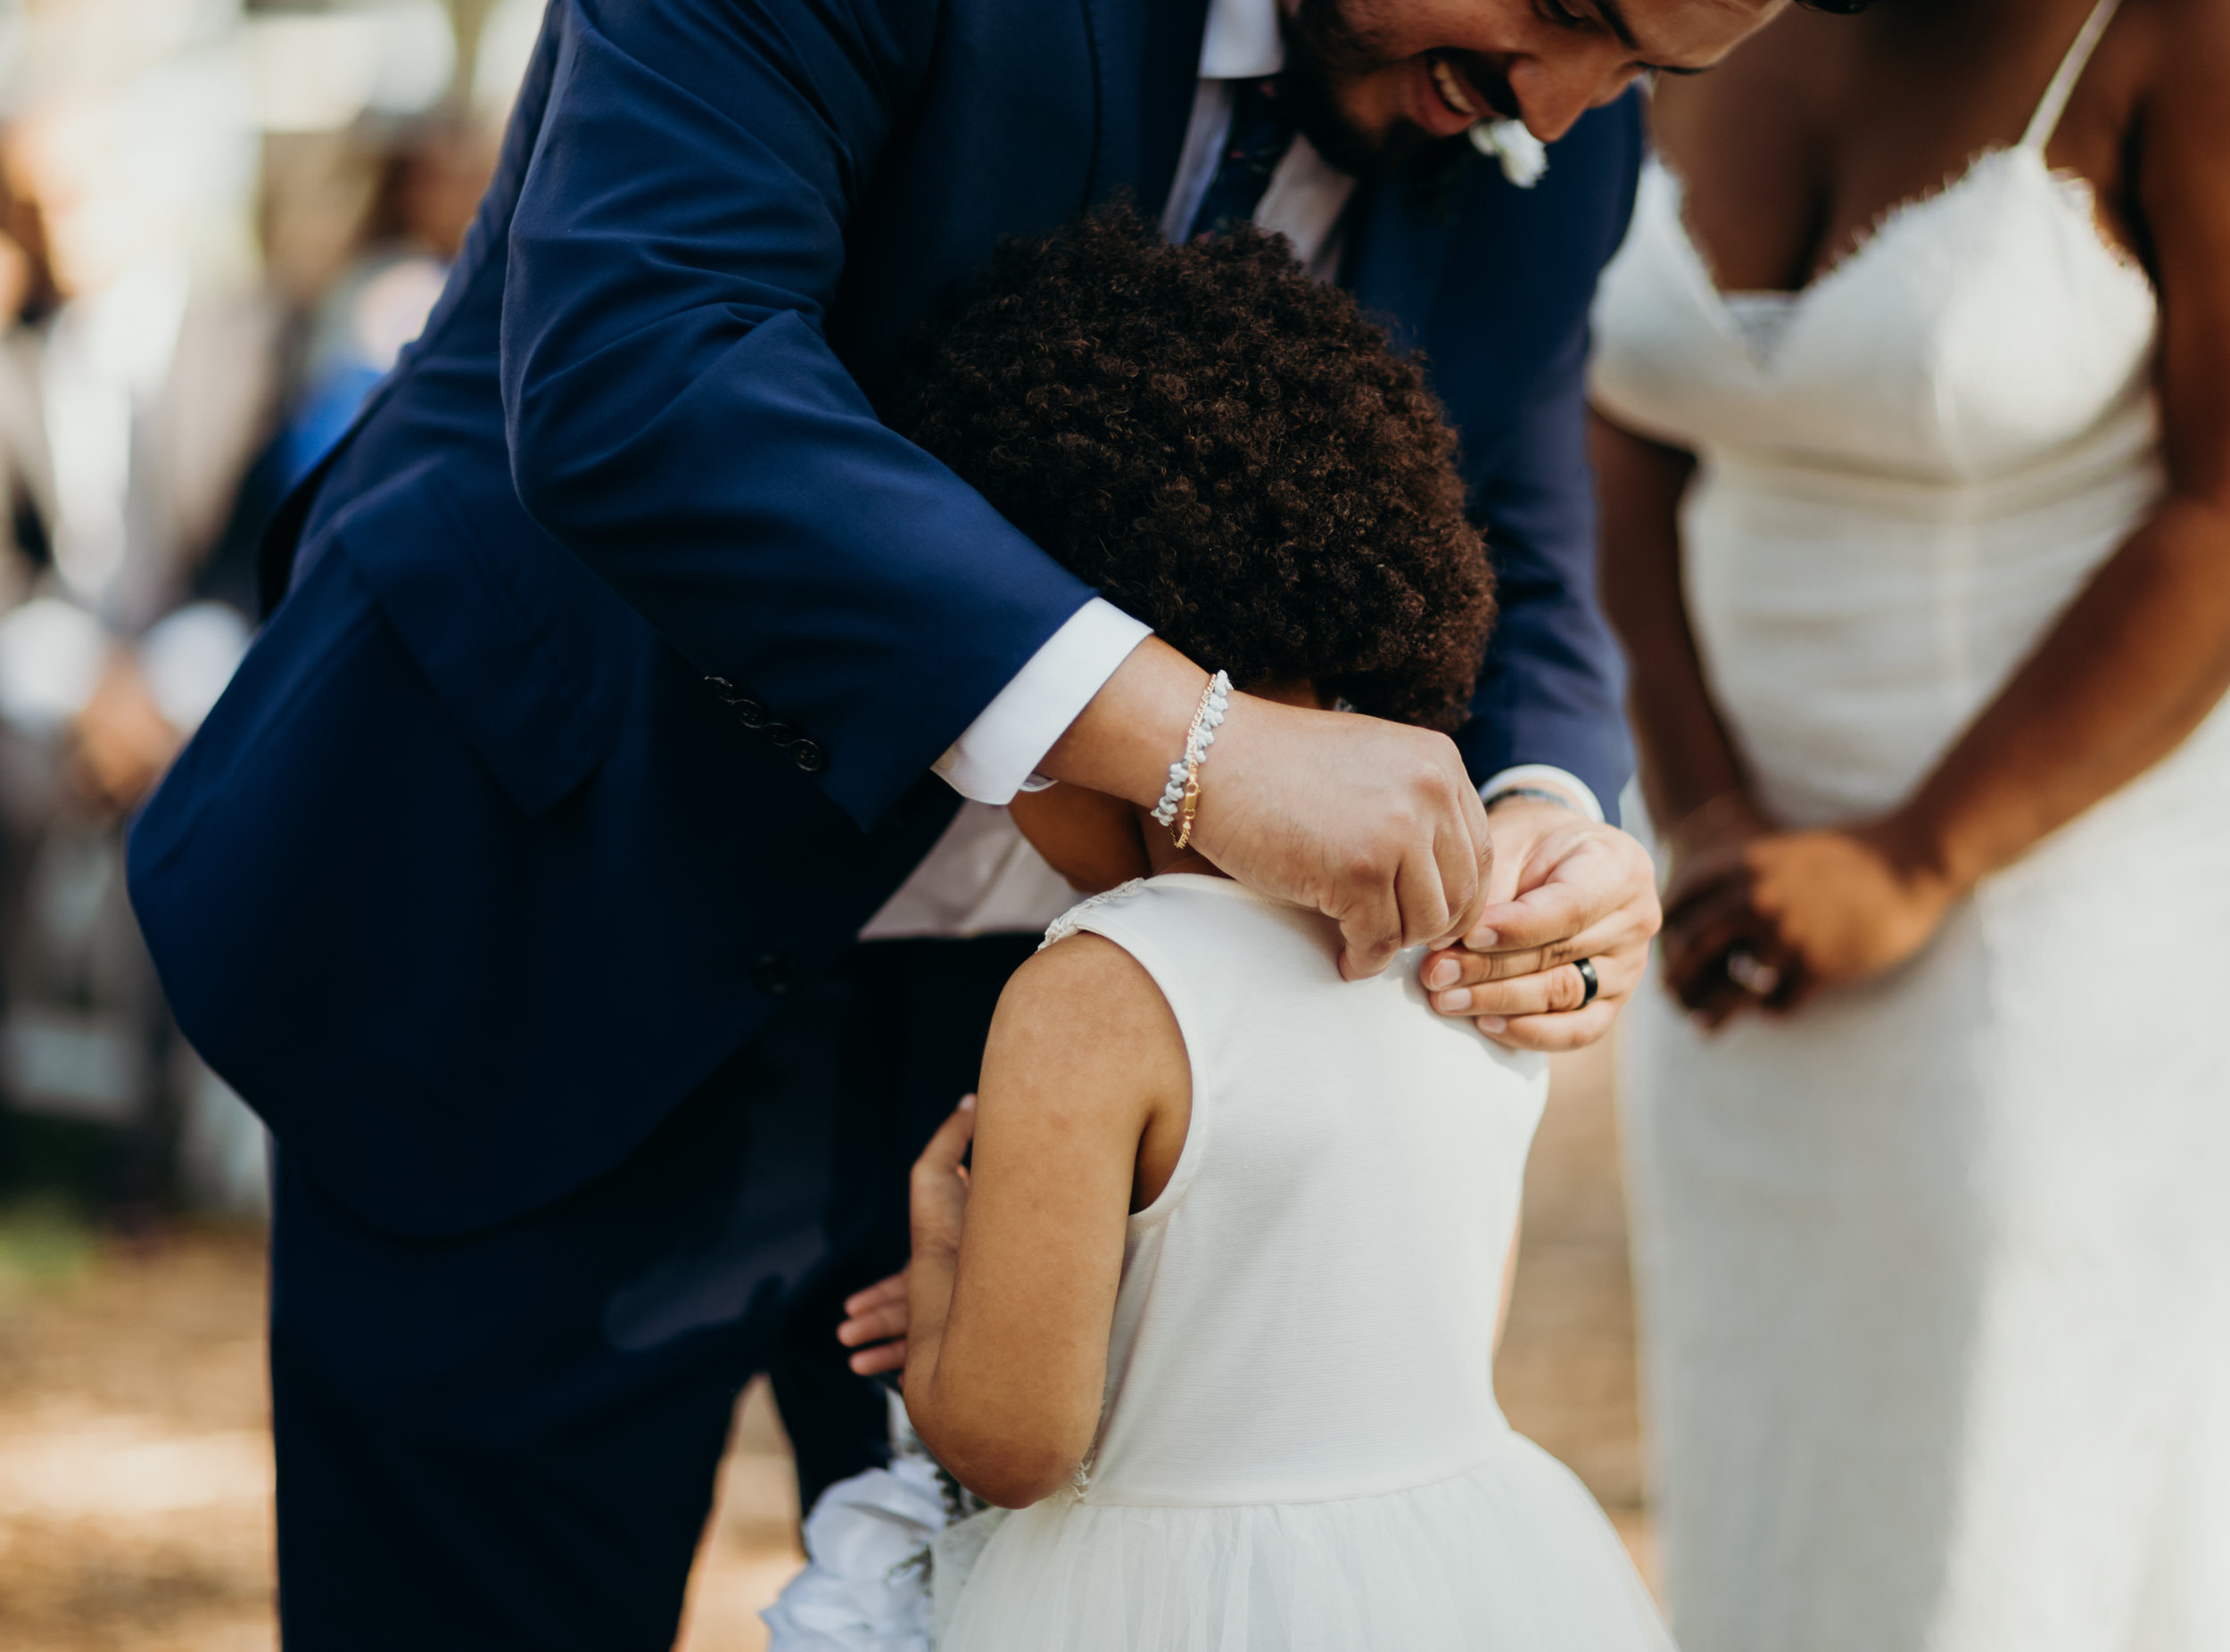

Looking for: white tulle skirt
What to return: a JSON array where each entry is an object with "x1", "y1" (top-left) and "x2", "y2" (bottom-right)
[{"x1": 941, "y1": 1432, "x2": 1672, "y2": 1652}]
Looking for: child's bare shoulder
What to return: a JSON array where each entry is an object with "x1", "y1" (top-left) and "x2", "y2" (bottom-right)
[
  {"x1": 981, "y1": 936, "x2": 1186, "y2": 1101},
  {"x1": 983, "y1": 929, "x2": 1191, "y2": 1177},
  {"x1": 994, "y1": 930, "x2": 1176, "y2": 1053}
]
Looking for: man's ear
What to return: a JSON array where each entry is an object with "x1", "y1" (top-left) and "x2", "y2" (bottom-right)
[{"x1": 1009, "y1": 784, "x2": 1152, "y2": 893}]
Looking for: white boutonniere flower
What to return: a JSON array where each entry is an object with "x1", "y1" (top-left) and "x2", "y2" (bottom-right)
[{"x1": 1471, "y1": 119, "x2": 1549, "y2": 188}]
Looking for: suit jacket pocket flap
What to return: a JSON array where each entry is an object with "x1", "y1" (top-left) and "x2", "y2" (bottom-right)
[{"x1": 328, "y1": 457, "x2": 629, "y2": 816}]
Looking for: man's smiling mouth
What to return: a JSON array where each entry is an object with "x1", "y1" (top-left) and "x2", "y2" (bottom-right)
[{"x1": 1430, "y1": 54, "x2": 1482, "y2": 120}]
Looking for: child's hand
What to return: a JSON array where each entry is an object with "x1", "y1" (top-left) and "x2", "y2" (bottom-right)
[
  {"x1": 838, "y1": 1269, "x2": 911, "y2": 1375},
  {"x1": 909, "y1": 1095, "x2": 977, "y2": 1267}
]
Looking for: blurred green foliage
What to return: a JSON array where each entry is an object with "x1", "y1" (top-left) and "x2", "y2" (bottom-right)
[{"x1": 0, "y1": 1195, "x2": 95, "y2": 1296}]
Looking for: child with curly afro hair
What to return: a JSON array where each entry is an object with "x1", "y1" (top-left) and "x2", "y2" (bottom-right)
[
  {"x1": 771, "y1": 210, "x2": 1669, "y2": 1652},
  {"x1": 889, "y1": 206, "x2": 1494, "y2": 739}
]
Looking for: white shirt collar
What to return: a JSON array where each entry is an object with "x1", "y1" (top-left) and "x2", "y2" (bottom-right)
[{"x1": 1199, "y1": 0, "x2": 1285, "y2": 79}]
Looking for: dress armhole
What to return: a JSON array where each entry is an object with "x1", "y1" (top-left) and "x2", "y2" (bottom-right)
[{"x1": 1053, "y1": 906, "x2": 1210, "y2": 1233}]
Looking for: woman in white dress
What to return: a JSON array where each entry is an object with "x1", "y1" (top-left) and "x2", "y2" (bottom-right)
[{"x1": 1590, "y1": 0, "x2": 2230, "y2": 1648}]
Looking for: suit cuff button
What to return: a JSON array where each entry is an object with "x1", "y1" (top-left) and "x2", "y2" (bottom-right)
[
  {"x1": 791, "y1": 739, "x2": 827, "y2": 774},
  {"x1": 706, "y1": 676, "x2": 758, "y2": 715}
]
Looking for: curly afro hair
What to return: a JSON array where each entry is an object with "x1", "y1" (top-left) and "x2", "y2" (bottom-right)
[{"x1": 889, "y1": 208, "x2": 1493, "y2": 733}]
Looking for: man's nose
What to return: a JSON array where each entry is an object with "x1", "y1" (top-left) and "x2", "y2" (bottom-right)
[{"x1": 1505, "y1": 47, "x2": 1631, "y2": 142}]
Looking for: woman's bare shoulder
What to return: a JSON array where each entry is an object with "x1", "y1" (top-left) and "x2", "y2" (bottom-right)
[{"x1": 2134, "y1": 0, "x2": 2230, "y2": 90}]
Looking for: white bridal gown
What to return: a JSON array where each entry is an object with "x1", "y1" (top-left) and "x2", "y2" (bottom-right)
[
  {"x1": 1590, "y1": 2, "x2": 2230, "y2": 1648},
  {"x1": 939, "y1": 875, "x2": 1672, "y2": 1652}
]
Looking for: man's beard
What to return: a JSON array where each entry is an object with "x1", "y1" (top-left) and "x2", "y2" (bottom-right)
[{"x1": 1281, "y1": 0, "x2": 1521, "y2": 179}]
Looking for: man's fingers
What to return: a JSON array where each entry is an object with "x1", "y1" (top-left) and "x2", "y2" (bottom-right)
[
  {"x1": 838, "y1": 1265, "x2": 911, "y2": 1373},
  {"x1": 1426, "y1": 921, "x2": 1634, "y2": 997},
  {"x1": 1334, "y1": 872, "x2": 1405, "y2": 980},
  {"x1": 1467, "y1": 874, "x2": 1601, "y2": 957},
  {"x1": 1478, "y1": 998, "x2": 1620, "y2": 1053},
  {"x1": 1442, "y1": 950, "x2": 1644, "y2": 1020},
  {"x1": 836, "y1": 1300, "x2": 909, "y2": 1348},
  {"x1": 1443, "y1": 781, "x2": 1494, "y2": 944},
  {"x1": 1393, "y1": 847, "x2": 1456, "y2": 954},
  {"x1": 847, "y1": 1340, "x2": 907, "y2": 1376},
  {"x1": 1428, "y1": 890, "x2": 1656, "y2": 995},
  {"x1": 841, "y1": 1271, "x2": 907, "y2": 1319},
  {"x1": 1428, "y1": 814, "x2": 1487, "y2": 950}
]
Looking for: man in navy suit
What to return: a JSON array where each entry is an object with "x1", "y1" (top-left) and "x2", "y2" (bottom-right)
[{"x1": 128, "y1": 0, "x2": 1781, "y2": 1643}]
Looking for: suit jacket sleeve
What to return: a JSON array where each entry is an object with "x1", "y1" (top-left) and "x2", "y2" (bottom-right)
[
  {"x1": 1456, "y1": 344, "x2": 1633, "y2": 822},
  {"x1": 1450, "y1": 95, "x2": 1643, "y2": 823},
  {"x1": 500, "y1": 0, "x2": 1097, "y2": 829}
]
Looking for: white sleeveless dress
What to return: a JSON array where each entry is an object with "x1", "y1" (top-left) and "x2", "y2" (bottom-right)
[
  {"x1": 939, "y1": 873, "x2": 1672, "y2": 1652},
  {"x1": 1589, "y1": 4, "x2": 2230, "y2": 1648}
]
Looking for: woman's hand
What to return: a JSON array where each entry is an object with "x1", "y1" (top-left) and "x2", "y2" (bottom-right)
[
  {"x1": 1664, "y1": 813, "x2": 1956, "y2": 1025},
  {"x1": 1739, "y1": 826, "x2": 1954, "y2": 995},
  {"x1": 1658, "y1": 796, "x2": 1780, "y2": 1027}
]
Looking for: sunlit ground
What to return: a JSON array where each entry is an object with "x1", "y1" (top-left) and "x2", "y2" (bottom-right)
[{"x1": 0, "y1": 1042, "x2": 1649, "y2": 1650}]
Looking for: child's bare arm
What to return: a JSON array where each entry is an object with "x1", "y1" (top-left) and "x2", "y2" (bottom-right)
[{"x1": 903, "y1": 933, "x2": 1189, "y2": 1508}]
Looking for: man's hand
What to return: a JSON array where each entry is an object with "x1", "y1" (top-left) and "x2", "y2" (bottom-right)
[
  {"x1": 1191, "y1": 694, "x2": 1494, "y2": 979},
  {"x1": 838, "y1": 1268, "x2": 910, "y2": 1377},
  {"x1": 1042, "y1": 639, "x2": 1492, "y2": 980},
  {"x1": 1420, "y1": 797, "x2": 1661, "y2": 1051}
]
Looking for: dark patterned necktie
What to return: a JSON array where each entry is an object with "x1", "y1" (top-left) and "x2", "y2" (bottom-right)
[{"x1": 1185, "y1": 77, "x2": 1301, "y2": 242}]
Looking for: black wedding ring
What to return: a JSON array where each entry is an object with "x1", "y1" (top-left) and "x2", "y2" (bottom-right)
[{"x1": 1573, "y1": 956, "x2": 1600, "y2": 1008}]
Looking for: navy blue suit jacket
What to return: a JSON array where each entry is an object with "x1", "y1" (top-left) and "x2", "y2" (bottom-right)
[{"x1": 128, "y1": 0, "x2": 1639, "y2": 1236}]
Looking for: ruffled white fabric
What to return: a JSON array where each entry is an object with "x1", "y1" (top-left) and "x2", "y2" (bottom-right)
[
  {"x1": 1037, "y1": 879, "x2": 1145, "y2": 951},
  {"x1": 760, "y1": 1458, "x2": 945, "y2": 1652},
  {"x1": 941, "y1": 1432, "x2": 1671, "y2": 1652},
  {"x1": 764, "y1": 1389, "x2": 1019, "y2": 1652}
]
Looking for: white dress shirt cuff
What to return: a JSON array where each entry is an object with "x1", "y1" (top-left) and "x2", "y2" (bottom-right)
[
  {"x1": 1479, "y1": 764, "x2": 1605, "y2": 824},
  {"x1": 932, "y1": 599, "x2": 1153, "y2": 805}
]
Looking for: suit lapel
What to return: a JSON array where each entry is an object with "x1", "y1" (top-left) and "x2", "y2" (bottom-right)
[{"x1": 1082, "y1": 0, "x2": 1211, "y2": 215}]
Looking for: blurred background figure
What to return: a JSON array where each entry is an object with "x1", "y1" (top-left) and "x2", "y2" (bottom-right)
[
  {"x1": 265, "y1": 116, "x2": 492, "y2": 491},
  {"x1": 0, "y1": 0, "x2": 522, "y2": 1639},
  {"x1": 0, "y1": 81, "x2": 277, "y2": 1222},
  {"x1": 0, "y1": 0, "x2": 509, "y2": 1227}
]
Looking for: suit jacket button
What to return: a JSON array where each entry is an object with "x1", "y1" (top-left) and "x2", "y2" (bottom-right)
[
  {"x1": 791, "y1": 739, "x2": 827, "y2": 774},
  {"x1": 750, "y1": 954, "x2": 799, "y2": 998}
]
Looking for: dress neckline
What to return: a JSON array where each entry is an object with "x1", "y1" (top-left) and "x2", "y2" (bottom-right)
[
  {"x1": 1652, "y1": 145, "x2": 2152, "y2": 376},
  {"x1": 1661, "y1": 0, "x2": 2135, "y2": 315}
]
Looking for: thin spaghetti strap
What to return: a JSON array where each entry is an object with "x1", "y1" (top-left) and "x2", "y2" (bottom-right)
[{"x1": 2022, "y1": 0, "x2": 2125, "y2": 152}]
